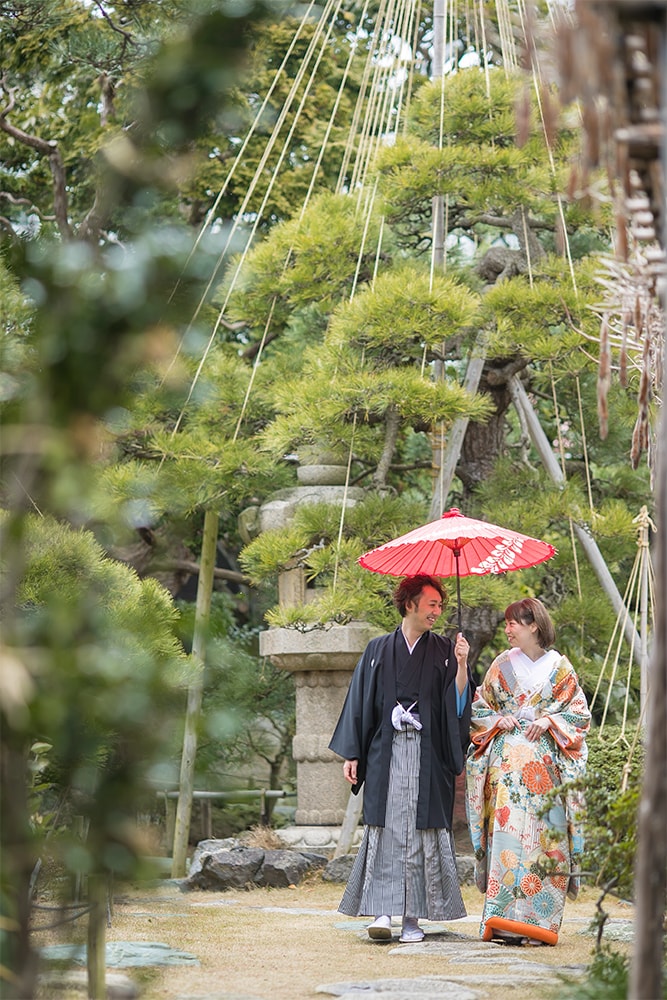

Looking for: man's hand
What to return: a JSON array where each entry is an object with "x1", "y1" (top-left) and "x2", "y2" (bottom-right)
[
  {"x1": 454, "y1": 632, "x2": 470, "y2": 694},
  {"x1": 343, "y1": 759, "x2": 358, "y2": 784},
  {"x1": 454, "y1": 631, "x2": 470, "y2": 668}
]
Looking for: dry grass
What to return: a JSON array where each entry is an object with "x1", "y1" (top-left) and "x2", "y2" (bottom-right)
[{"x1": 36, "y1": 874, "x2": 633, "y2": 1000}]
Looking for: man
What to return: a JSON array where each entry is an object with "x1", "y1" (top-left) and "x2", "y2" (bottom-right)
[{"x1": 329, "y1": 574, "x2": 474, "y2": 942}]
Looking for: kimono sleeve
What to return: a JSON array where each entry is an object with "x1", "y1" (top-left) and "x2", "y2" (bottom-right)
[
  {"x1": 328, "y1": 641, "x2": 380, "y2": 792},
  {"x1": 442, "y1": 664, "x2": 475, "y2": 776},
  {"x1": 468, "y1": 659, "x2": 507, "y2": 756}
]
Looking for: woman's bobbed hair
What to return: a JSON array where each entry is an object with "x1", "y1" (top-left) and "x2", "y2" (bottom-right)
[{"x1": 505, "y1": 597, "x2": 555, "y2": 649}]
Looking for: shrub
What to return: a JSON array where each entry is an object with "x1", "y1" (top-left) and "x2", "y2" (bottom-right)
[{"x1": 581, "y1": 727, "x2": 643, "y2": 901}]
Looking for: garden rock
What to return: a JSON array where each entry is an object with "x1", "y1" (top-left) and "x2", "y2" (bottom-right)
[
  {"x1": 186, "y1": 846, "x2": 265, "y2": 890},
  {"x1": 255, "y1": 849, "x2": 328, "y2": 888},
  {"x1": 323, "y1": 854, "x2": 355, "y2": 883},
  {"x1": 40, "y1": 941, "x2": 199, "y2": 967},
  {"x1": 185, "y1": 843, "x2": 329, "y2": 890},
  {"x1": 188, "y1": 837, "x2": 241, "y2": 875},
  {"x1": 455, "y1": 855, "x2": 475, "y2": 886}
]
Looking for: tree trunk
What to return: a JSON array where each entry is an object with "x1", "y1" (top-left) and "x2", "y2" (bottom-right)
[
  {"x1": 171, "y1": 508, "x2": 218, "y2": 877},
  {"x1": 372, "y1": 404, "x2": 401, "y2": 488},
  {"x1": 0, "y1": 737, "x2": 38, "y2": 999},
  {"x1": 429, "y1": 334, "x2": 487, "y2": 519},
  {"x1": 457, "y1": 367, "x2": 513, "y2": 496}
]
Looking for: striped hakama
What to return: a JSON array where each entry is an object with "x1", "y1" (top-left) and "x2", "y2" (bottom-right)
[{"x1": 339, "y1": 726, "x2": 466, "y2": 920}]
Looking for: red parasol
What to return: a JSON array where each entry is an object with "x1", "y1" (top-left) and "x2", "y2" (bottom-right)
[{"x1": 358, "y1": 507, "x2": 556, "y2": 630}]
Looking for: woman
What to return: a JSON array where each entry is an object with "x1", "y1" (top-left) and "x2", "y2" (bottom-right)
[
  {"x1": 465, "y1": 598, "x2": 590, "y2": 946},
  {"x1": 330, "y1": 575, "x2": 474, "y2": 943}
]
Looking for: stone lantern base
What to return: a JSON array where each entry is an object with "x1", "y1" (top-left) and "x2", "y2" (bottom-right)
[{"x1": 259, "y1": 622, "x2": 381, "y2": 827}]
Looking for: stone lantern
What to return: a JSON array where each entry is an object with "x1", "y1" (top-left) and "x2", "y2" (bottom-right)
[{"x1": 247, "y1": 449, "x2": 381, "y2": 850}]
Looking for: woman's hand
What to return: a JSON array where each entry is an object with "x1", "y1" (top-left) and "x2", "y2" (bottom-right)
[
  {"x1": 343, "y1": 759, "x2": 358, "y2": 784},
  {"x1": 524, "y1": 717, "x2": 552, "y2": 742},
  {"x1": 497, "y1": 715, "x2": 520, "y2": 731}
]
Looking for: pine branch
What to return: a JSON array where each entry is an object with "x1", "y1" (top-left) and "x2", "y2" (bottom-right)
[
  {"x1": 0, "y1": 76, "x2": 71, "y2": 239},
  {"x1": 91, "y1": 1, "x2": 137, "y2": 57}
]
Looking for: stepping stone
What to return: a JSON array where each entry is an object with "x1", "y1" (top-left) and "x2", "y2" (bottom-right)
[
  {"x1": 40, "y1": 941, "x2": 199, "y2": 967},
  {"x1": 316, "y1": 977, "x2": 480, "y2": 998}
]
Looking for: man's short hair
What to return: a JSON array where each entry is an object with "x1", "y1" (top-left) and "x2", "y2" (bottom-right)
[{"x1": 393, "y1": 575, "x2": 447, "y2": 618}]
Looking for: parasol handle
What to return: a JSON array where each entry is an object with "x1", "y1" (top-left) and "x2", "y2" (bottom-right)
[{"x1": 453, "y1": 547, "x2": 462, "y2": 633}]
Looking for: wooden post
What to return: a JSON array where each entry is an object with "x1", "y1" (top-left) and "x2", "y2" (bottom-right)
[
  {"x1": 171, "y1": 508, "x2": 218, "y2": 877},
  {"x1": 86, "y1": 874, "x2": 107, "y2": 1000},
  {"x1": 630, "y1": 9, "x2": 667, "y2": 987},
  {"x1": 164, "y1": 793, "x2": 176, "y2": 854},
  {"x1": 630, "y1": 375, "x2": 667, "y2": 1000}
]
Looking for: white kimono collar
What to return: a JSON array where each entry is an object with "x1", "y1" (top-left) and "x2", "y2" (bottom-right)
[{"x1": 508, "y1": 646, "x2": 559, "y2": 691}]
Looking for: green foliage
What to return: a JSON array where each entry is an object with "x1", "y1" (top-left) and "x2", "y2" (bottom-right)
[
  {"x1": 554, "y1": 948, "x2": 635, "y2": 1000},
  {"x1": 173, "y1": 598, "x2": 296, "y2": 790},
  {"x1": 409, "y1": 71, "x2": 524, "y2": 147},
  {"x1": 240, "y1": 495, "x2": 432, "y2": 629},
  {"x1": 0, "y1": 0, "x2": 198, "y2": 237},
  {"x1": 578, "y1": 728, "x2": 643, "y2": 901},
  {"x1": 0, "y1": 5, "x2": 279, "y2": 990},
  {"x1": 224, "y1": 191, "x2": 388, "y2": 339},
  {"x1": 253, "y1": 258, "x2": 491, "y2": 464},
  {"x1": 185, "y1": 16, "x2": 365, "y2": 230},
  {"x1": 3, "y1": 513, "x2": 191, "y2": 866},
  {"x1": 240, "y1": 495, "x2": 424, "y2": 583},
  {"x1": 376, "y1": 71, "x2": 602, "y2": 256},
  {"x1": 482, "y1": 265, "x2": 597, "y2": 360},
  {"x1": 328, "y1": 263, "x2": 479, "y2": 356}
]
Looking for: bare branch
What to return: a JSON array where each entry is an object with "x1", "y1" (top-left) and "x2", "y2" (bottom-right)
[
  {"x1": 0, "y1": 214, "x2": 18, "y2": 238},
  {"x1": 151, "y1": 559, "x2": 249, "y2": 586},
  {"x1": 0, "y1": 192, "x2": 57, "y2": 222},
  {"x1": 77, "y1": 192, "x2": 105, "y2": 243}
]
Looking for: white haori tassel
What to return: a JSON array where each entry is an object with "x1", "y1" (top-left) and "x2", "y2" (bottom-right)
[{"x1": 391, "y1": 700, "x2": 422, "y2": 731}]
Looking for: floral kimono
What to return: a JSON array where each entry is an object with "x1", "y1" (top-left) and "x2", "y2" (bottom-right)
[{"x1": 465, "y1": 647, "x2": 590, "y2": 945}]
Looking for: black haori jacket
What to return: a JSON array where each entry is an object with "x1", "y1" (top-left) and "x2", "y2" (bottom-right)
[{"x1": 329, "y1": 628, "x2": 475, "y2": 830}]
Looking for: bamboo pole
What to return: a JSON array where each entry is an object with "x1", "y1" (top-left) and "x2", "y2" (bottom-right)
[
  {"x1": 171, "y1": 508, "x2": 218, "y2": 877},
  {"x1": 509, "y1": 375, "x2": 643, "y2": 664}
]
